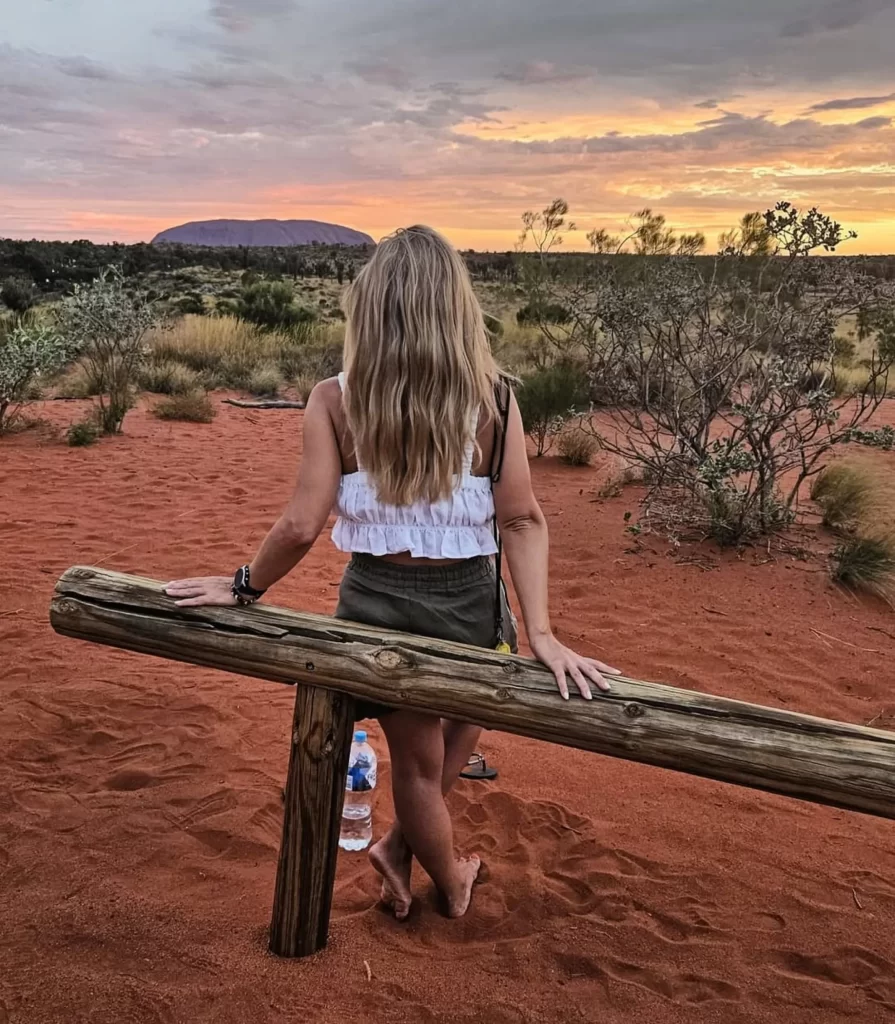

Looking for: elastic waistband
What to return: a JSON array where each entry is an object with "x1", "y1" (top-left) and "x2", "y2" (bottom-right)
[{"x1": 346, "y1": 553, "x2": 493, "y2": 589}]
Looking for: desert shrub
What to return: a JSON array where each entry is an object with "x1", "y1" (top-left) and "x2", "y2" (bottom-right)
[
  {"x1": 516, "y1": 301, "x2": 570, "y2": 326},
  {"x1": 248, "y1": 362, "x2": 284, "y2": 397},
  {"x1": 293, "y1": 373, "x2": 317, "y2": 403},
  {"x1": 276, "y1": 320, "x2": 316, "y2": 378},
  {"x1": 175, "y1": 293, "x2": 206, "y2": 316},
  {"x1": 54, "y1": 361, "x2": 101, "y2": 399},
  {"x1": 811, "y1": 463, "x2": 875, "y2": 532},
  {"x1": 0, "y1": 324, "x2": 77, "y2": 433},
  {"x1": 516, "y1": 363, "x2": 590, "y2": 456},
  {"x1": 139, "y1": 359, "x2": 200, "y2": 395},
  {"x1": 1, "y1": 277, "x2": 37, "y2": 317},
  {"x1": 152, "y1": 391, "x2": 216, "y2": 423},
  {"x1": 58, "y1": 268, "x2": 164, "y2": 434},
  {"x1": 67, "y1": 419, "x2": 99, "y2": 446},
  {"x1": 558, "y1": 427, "x2": 598, "y2": 466},
  {"x1": 237, "y1": 280, "x2": 315, "y2": 332},
  {"x1": 530, "y1": 202, "x2": 895, "y2": 544},
  {"x1": 831, "y1": 535, "x2": 895, "y2": 599}
]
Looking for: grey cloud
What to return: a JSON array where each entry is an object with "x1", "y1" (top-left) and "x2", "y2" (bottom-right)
[
  {"x1": 490, "y1": 111, "x2": 894, "y2": 159},
  {"x1": 348, "y1": 59, "x2": 412, "y2": 90},
  {"x1": 853, "y1": 115, "x2": 893, "y2": 129},
  {"x1": 807, "y1": 92, "x2": 895, "y2": 112},
  {"x1": 694, "y1": 99, "x2": 720, "y2": 109},
  {"x1": 781, "y1": 0, "x2": 892, "y2": 37},
  {"x1": 497, "y1": 61, "x2": 591, "y2": 86},
  {"x1": 56, "y1": 56, "x2": 117, "y2": 81}
]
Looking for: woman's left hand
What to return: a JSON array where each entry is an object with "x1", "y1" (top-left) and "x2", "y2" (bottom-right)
[
  {"x1": 164, "y1": 576, "x2": 237, "y2": 607},
  {"x1": 529, "y1": 631, "x2": 619, "y2": 700}
]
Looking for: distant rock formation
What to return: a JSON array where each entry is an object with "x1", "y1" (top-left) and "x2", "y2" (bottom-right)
[{"x1": 151, "y1": 219, "x2": 374, "y2": 247}]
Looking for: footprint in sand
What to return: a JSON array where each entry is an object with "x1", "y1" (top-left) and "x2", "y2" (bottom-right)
[
  {"x1": 770, "y1": 947, "x2": 895, "y2": 1008},
  {"x1": 351, "y1": 786, "x2": 696, "y2": 950}
]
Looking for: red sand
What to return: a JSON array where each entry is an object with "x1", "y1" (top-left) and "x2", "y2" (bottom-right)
[{"x1": 1, "y1": 397, "x2": 894, "y2": 1024}]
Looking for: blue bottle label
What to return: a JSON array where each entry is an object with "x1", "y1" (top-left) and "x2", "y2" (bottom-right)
[{"x1": 346, "y1": 758, "x2": 377, "y2": 792}]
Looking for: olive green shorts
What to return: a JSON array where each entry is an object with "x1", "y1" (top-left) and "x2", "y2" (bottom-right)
[{"x1": 334, "y1": 553, "x2": 518, "y2": 721}]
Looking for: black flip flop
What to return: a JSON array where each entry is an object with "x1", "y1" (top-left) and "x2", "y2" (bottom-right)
[{"x1": 459, "y1": 752, "x2": 498, "y2": 781}]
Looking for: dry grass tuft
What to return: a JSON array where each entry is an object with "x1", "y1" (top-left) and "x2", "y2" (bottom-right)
[
  {"x1": 151, "y1": 390, "x2": 216, "y2": 423},
  {"x1": 558, "y1": 427, "x2": 598, "y2": 466}
]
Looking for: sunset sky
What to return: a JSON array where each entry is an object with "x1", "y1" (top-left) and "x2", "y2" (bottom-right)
[{"x1": 3, "y1": 0, "x2": 895, "y2": 253}]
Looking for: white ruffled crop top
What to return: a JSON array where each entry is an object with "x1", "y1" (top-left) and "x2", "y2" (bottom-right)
[{"x1": 331, "y1": 373, "x2": 498, "y2": 559}]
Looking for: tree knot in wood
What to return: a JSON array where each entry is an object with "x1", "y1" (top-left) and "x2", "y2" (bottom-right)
[
  {"x1": 371, "y1": 647, "x2": 411, "y2": 674},
  {"x1": 54, "y1": 598, "x2": 80, "y2": 617},
  {"x1": 495, "y1": 687, "x2": 511, "y2": 702},
  {"x1": 624, "y1": 702, "x2": 646, "y2": 719},
  {"x1": 69, "y1": 568, "x2": 96, "y2": 581}
]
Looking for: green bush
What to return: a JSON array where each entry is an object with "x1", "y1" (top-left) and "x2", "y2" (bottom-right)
[
  {"x1": 67, "y1": 419, "x2": 99, "y2": 446},
  {"x1": 237, "y1": 281, "x2": 316, "y2": 332},
  {"x1": 152, "y1": 391, "x2": 216, "y2": 423},
  {"x1": 1, "y1": 277, "x2": 37, "y2": 316},
  {"x1": 516, "y1": 302, "x2": 570, "y2": 326},
  {"x1": 176, "y1": 293, "x2": 206, "y2": 316},
  {"x1": 0, "y1": 324, "x2": 78, "y2": 432},
  {"x1": 58, "y1": 268, "x2": 164, "y2": 434},
  {"x1": 516, "y1": 363, "x2": 590, "y2": 456}
]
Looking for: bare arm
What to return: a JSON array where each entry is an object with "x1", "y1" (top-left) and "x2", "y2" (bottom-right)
[
  {"x1": 494, "y1": 393, "x2": 619, "y2": 698},
  {"x1": 164, "y1": 383, "x2": 341, "y2": 606}
]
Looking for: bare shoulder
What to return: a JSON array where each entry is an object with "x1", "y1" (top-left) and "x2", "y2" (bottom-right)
[{"x1": 309, "y1": 376, "x2": 343, "y2": 413}]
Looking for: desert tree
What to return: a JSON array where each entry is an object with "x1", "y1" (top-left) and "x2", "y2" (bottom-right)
[
  {"x1": 517, "y1": 199, "x2": 576, "y2": 258},
  {"x1": 58, "y1": 268, "x2": 164, "y2": 434},
  {"x1": 586, "y1": 228, "x2": 620, "y2": 254},
  {"x1": 718, "y1": 212, "x2": 773, "y2": 257},
  {"x1": 531, "y1": 203, "x2": 894, "y2": 544}
]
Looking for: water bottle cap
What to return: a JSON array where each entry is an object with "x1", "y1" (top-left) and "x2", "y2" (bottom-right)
[{"x1": 353, "y1": 730, "x2": 367, "y2": 743}]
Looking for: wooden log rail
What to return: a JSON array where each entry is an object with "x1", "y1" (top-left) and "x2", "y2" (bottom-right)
[{"x1": 50, "y1": 566, "x2": 895, "y2": 957}]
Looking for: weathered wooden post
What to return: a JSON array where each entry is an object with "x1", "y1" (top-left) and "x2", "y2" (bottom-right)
[
  {"x1": 50, "y1": 566, "x2": 895, "y2": 958},
  {"x1": 269, "y1": 684, "x2": 355, "y2": 957}
]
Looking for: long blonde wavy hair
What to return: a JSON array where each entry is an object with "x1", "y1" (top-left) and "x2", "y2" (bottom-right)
[{"x1": 342, "y1": 225, "x2": 499, "y2": 505}]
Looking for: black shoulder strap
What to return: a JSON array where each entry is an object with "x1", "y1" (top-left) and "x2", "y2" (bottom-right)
[
  {"x1": 491, "y1": 377, "x2": 511, "y2": 485},
  {"x1": 490, "y1": 378, "x2": 512, "y2": 646}
]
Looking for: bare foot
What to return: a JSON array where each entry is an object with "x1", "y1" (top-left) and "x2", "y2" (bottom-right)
[
  {"x1": 369, "y1": 833, "x2": 413, "y2": 921},
  {"x1": 444, "y1": 855, "x2": 482, "y2": 919}
]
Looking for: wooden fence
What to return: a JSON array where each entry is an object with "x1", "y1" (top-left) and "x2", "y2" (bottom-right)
[{"x1": 50, "y1": 566, "x2": 895, "y2": 956}]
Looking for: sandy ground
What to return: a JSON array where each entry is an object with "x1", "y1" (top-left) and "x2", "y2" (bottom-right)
[{"x1": 1, "y1": 396, "x2": 894, "y2": 1024}]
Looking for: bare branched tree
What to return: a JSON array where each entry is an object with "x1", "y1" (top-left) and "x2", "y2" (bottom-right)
[
  {"x1": 526, "y1": 202, "x2": 895, "y2": 545},
  {"x1": 517, "y1": 199, "x2": 576, "y2": 258}
]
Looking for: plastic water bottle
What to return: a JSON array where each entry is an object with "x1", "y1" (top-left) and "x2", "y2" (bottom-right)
[{"x1": 340, "y1": 730, "x2": 377, "y2": 851}]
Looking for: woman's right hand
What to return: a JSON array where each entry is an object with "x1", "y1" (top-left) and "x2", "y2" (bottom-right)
[{"x1": 529, "y1": 632, "x2": 619, "y2": 701}]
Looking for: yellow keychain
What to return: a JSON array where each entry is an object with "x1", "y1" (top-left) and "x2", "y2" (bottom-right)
[{"x1": 495, "y1": 641, "x2": 512, "y2": 654}]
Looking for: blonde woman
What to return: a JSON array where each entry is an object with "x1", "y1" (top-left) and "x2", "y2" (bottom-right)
[{"x1": 165, "y1": 226, "x2": 619, "y2": 920}]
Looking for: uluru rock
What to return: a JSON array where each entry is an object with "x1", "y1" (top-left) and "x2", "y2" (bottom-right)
[{"x1": 151, "y1": 219, "x2": 374, "y2": 247}]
